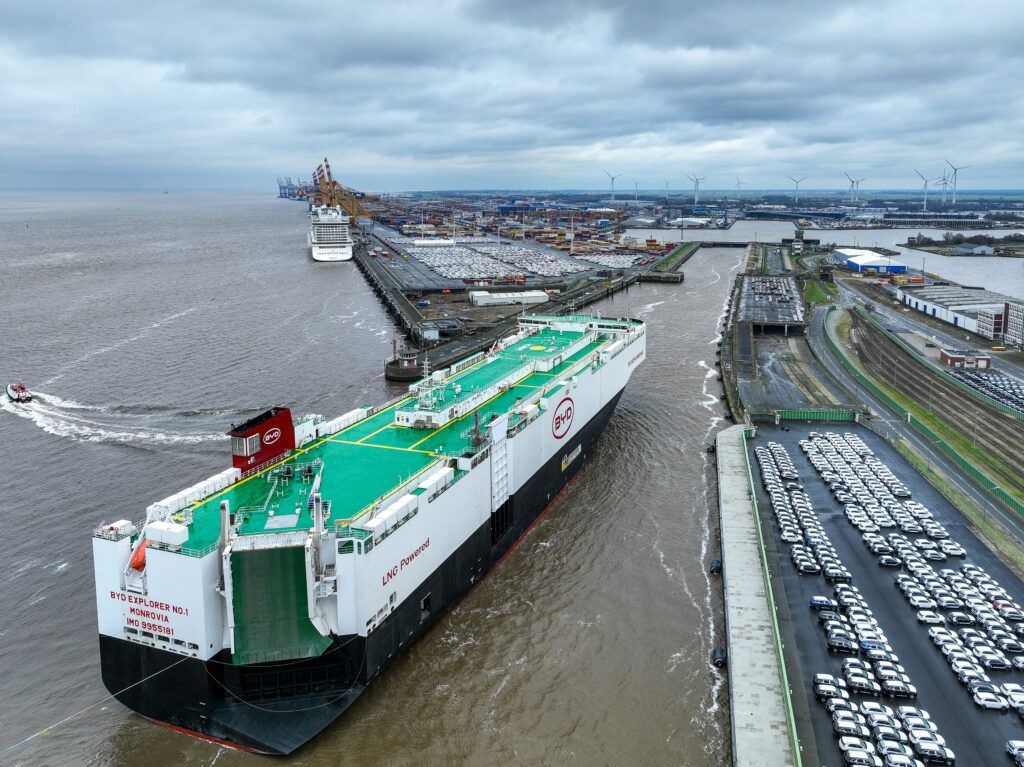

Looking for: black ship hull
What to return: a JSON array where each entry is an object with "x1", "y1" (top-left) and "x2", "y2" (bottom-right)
[{"x1": 99, "y1": 388, "x2": 626, "y2": 755}]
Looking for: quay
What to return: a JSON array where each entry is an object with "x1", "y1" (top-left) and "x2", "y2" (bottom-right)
[{"x1": 716, "y1": 424, "x2": 798, "y2": 767}]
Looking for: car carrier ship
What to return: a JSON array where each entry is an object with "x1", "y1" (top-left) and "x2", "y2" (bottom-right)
[{"x1": 92, "y1": 314, "x2": 646, "y2": 754}]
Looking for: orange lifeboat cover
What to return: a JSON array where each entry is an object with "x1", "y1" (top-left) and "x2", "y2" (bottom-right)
[{"x1": 130, "y1": 539, "x2": 148, "y2": 571}]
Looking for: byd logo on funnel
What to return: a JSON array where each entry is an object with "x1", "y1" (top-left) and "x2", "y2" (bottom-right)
[
  {"x1": 552, "y1": 397, "x2": 574, "y2": 439},
  {"x1": 263, "y1": 427, "x2": 282, "y2": 445}
]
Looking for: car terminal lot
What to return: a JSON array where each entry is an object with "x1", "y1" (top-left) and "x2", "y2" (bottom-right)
[{"x1": 748, "y1": 423, "x2": 1024, "y2": 766}]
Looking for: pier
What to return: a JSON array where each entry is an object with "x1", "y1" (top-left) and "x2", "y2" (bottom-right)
[
  {"x1": 716, "y1": 424, "x2": 799, "y2": 767},
  {"x1": 366, "y1": 242, "x2": 694, "y2": 380}
]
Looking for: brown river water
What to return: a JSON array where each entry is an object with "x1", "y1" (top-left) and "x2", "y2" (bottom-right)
[{"x1": 1, "y1": 192, "x2": 742, "y2": 766}]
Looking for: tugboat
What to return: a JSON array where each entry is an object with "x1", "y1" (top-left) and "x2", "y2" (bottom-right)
[{"x1": 6, "y1": 382, "x2": 32, "y2": 403}]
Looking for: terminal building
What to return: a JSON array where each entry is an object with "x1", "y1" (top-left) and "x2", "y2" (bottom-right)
[{"x1": 834, "y1": 248, "x2": 907, "y2": 274}]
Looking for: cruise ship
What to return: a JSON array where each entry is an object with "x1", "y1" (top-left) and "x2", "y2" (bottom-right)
[
  {"x1": 308, "y1": 205, "x2": 354, "y2": 261},
  {"x1": 92, "y1": 314, "x2": 645, "y2": 754}
]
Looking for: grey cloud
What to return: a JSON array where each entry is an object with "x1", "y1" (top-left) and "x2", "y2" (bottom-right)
[{"x1": 0, "y1": 1, "x2": 1022, "y2": 189}]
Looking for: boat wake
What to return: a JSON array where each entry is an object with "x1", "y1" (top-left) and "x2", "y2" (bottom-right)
[{"x1": 1, "y1": 392, "x2": 225, "y2": 445}]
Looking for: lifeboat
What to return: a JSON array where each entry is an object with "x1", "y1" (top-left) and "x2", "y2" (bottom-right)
[{"x1": 130, "y1": 539, "x2": 148, "y2": 571}]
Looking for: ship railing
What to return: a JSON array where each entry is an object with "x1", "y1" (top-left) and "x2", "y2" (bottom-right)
[
  {"x1": 232, "y1": 531, "x2": 308, "y2": 551},
  {"x1": 148, "y1": 540, "x2": 220, "y2": 558},
  {"x1": 334, "y1": 525, "x2": 372, "y2": 538},
  {"x1": 367, "y1": 392, "x2": 414, "y2": 418},
  {"x1": 242, "y1": 450, "x2": 295, "y2": 479},
  {"x1": 93, "y1": 520, "x2": 142, "y2": 541},
  {"x1": 470, "y1": 445, "x2": 491, "y2": 468}
]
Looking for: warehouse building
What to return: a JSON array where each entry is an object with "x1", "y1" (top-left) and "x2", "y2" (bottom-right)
[
  {"x1": 834, "y1": 248, "x2": 907, "y2": 273},
  {"x1": 954, "y1": 244, "x2": 995, "y2": 255},
  {"x1": 469, "y1": 289, "x2": 549, "y2": 307},
  {"x1": 895, "y1": 284, "x2": 1016, "y2": 334}
]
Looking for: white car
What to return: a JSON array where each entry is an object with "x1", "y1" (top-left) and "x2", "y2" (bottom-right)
[
  {"x1": 916, "y1": 611, "x2": 944, "y2": 625},
  {"x1": 896, "y1": 706, "x2": 930, "y2": 721},
  {"x1": 907, "y1": 730, "x2": 946, "y2": 748},
  {"x1": 839, "y1": 736, "x2": 877, "y2": 753},
  {"x1": 973, "y1": 690, "x2": 1010, "y2": 710},
  {"x1": 844, "y1": 750, "x2": 883, "y2": 766}
]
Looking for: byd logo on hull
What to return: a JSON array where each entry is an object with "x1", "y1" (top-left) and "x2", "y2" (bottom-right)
[
  {"x1": 552, "y1": 397, "x2": 574, "y2": 439},
  {"x1": 263, "y1": 427, "x2": 282, "y2": 445}
]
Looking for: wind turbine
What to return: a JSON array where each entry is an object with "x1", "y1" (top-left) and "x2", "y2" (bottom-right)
[
  {"x1": 604, "y1": 170, "x2": 622, "y2": 201},
  {"x1": 688, "y1": 173, "x2": 707, "y2": 205},
  {"x1": 937, "y1": 171, "x2": 950, "y2": 205},
  {"x1": 946, "y1": 160, "x2": 970, "y2": 206},
  {"x1": 915, "y1": 169, "x2": 942, "y2": 212},
  {"x1": 634, "y1": 180, "x2": 639, "y2": 201},
  {"x1": 844, "y1": 172, "x2": 866, "y2": 202},
  {"x1": 663, "y1": 178, "x2": 674, "y2": 195},
  {"x1": 788, "y1": 175, "x2": 807, "y2": 206},
  {"x1": 735, "y1": 177, "x2": 744, "y2": 195}
]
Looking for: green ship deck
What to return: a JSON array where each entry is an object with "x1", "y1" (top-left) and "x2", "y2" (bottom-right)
[{"x1": 173, "y1": 320, "x2": 632, "y2": 555}]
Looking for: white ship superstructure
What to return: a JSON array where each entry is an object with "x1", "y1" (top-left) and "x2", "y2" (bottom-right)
[{"x1": 308, "y1": 205, "x2": 354, "y2": 262}]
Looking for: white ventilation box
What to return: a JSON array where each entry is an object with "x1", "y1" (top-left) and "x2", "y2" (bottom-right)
[{"x1": 146, "y1": 520, "x2": 189, "y2": 546}]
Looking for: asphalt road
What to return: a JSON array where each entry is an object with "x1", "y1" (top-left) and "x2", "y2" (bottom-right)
[{"x1": 750, "y1": 423, "x2": 1024, "y2": 767}]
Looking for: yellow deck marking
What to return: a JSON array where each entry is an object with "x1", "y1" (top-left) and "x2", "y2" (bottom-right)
[
  {"x1": 329, "y1": 438, "x2": 436, "y2": 455},
  {"x1": 190, "y1": 345, "x2": 601, "y2": 514},
  {"x1": 356, "y1": 422, "x2": 395, "y2": 444}
]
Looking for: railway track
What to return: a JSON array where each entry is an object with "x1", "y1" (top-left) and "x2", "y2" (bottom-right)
[{"x1": 851, "y1": 312, "x2": 1024, "y2": 500}]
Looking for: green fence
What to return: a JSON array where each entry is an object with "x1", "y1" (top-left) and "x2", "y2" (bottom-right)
[
  {"x1": 739, "y1": 429, "x2": 803, "y2": 767},
  {"x1": 823, "y1": 307, "x2": 1024, "y2": 520},
  {"x1": 777, "y1": 408, "x2": 859, "y2": 422},
  {"x1": 857, "y1": 309, "x2": 1024, "y2": 424},
  {"x1": 748, "y1": 408, "x2": 860, "y2": 423}
]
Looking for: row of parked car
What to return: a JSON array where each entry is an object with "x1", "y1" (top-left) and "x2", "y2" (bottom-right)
[
  {"x1": 756, "y1": 442, "x2": 851, "y2": 582},
  {"x1": 804, "y1": 434, "x2": 1024, "y2": 698},
  {"x1": 812, "y1": 586, "x2": 917, "y2": 698},
  {"x1": 754, "y1": 441, "x2": 954, "y2": 765},
  {"x1": 800, "y1": 433, "x2": 950, "y2": 545},
  {"x1": 916, "y1": 562, "x2": 1024, "y2": 711},
  {"x1": 812, "y1": 681, "x2": 954, "y2": 766},
  {"x1": 948, "y1": 369, "x2": 1024, "y2": 415}
]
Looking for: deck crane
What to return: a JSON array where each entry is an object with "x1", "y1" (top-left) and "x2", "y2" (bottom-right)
[{"x1": 313, "y1": 158, "x2": 377, "y2": 220}]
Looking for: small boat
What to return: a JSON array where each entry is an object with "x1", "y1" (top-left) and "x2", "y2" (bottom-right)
[{"x1": 6, "y1": 382, "x2": 32, "y2": 403}]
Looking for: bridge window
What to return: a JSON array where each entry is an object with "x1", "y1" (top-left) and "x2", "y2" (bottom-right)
[{"x1": 231, "y1": 434, "x2": 260, "y2": 457}]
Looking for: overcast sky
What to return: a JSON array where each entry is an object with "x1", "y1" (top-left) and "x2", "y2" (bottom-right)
[{"x1": 2, "y1": 1, "x2": 1023, "y2": 191}]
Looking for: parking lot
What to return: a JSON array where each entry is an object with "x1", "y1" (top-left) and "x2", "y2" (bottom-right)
[
  {"x1": 748, "y1": 423, "x2": 1024, "y2": 766},
  {"x1": 949, "y1": 369, "x2": 1024, "y2": 415}
]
